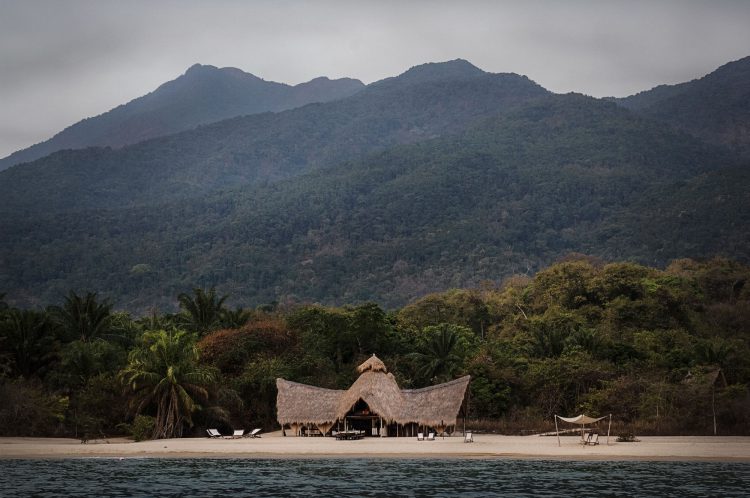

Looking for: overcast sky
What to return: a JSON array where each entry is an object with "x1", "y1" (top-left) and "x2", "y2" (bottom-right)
[{"x1": 1, "y1": 0, "x2": 749, "y2": 159}]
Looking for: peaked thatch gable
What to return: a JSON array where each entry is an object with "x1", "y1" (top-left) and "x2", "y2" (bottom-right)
[{"x1": 276, "y1": 355, "x2": 470, "y2": 431}]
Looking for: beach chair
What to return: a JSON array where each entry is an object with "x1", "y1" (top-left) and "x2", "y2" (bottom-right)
[
  {"x1": 206, "y1": 428, "x2": 222, "y2": 438},
  {"x1": 584, "y1": 433, "x2": 600, "y2": 446},
  {"x1": 464, "y1": 432, "x2": 473, "y2": 443},
  {"x1": 244, "y1": 428, "x2": 262, "y2": 438},
  {"x1": 417, "y1": 432, "x2": 424, "y2": 441},
  {"x1": 426, "y1": 432, "x2": 436, "y2": 441},
  {"x1": 231, "y1": 429, "x2": 245, "y2": 439}
]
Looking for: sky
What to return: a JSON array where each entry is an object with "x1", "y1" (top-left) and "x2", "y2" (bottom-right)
[{"x1": 1, "y1": 0, "x2": 750, "y2": 159}]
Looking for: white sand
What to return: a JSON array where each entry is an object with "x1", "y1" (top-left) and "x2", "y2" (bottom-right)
[{"x1": 2, "y1": 433, "x2": 749, "y2": 460}]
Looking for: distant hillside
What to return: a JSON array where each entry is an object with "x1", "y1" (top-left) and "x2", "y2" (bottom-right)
[
  {"x1": 0, "y1": 60, "x2": 549, "y2": 214},
  {"x1": 0, "y1": 64, "x2": 364, "y2": 171},
  {"x1": 1, "y1": 94, "x2": 744, "y2": 312},
  {"x1": 614, "y1": 56, "x2": 750, "y2": 157}
]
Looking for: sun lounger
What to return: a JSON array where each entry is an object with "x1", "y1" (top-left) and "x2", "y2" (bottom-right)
[
  {"x1": 426, "y1": 432, "x2": 436, "y2": 441},
  {"x1": 417, "y1": 432, "x2": 424, "y2": 441},
  {"x1": 584, "y1": 432, "x2": 600, "y2": 446},
  {"x1": 464, "y1": 432, "x2": 473, "y2": 443},
  {"x1": 231, "y1": 429, "x2": 244, "y2": 439},
  {"x1": 244, "y1": 428, "x2": 262, "y2": 438},
  {"x1": 206, "y1": 428, "x2": 222, "y2": 438}
]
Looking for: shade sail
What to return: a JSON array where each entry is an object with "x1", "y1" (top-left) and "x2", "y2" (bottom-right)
[{"x1": 556, "y1": 414, "x2": 607, "y2": 425}]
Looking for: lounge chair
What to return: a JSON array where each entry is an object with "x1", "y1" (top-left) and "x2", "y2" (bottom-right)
[
  {"x1": 231, "y1": 429, "x2": 245, "y2": 439},
  {"x1": 426, "y1": 432, "x2": 436, "y2": 441},
  {"x1": 417, "y1": 432, "x2": 424, "y2": 441},
  {"x1": 464, "y1": 432, "x2": 473, "y2": 443},
  {"x1": 206, "y1": 428, "x2": 222, "y2": 438},
  {"x1": 584, "y1": 433, "x2": 600, "y2": 446},
  {"x1": 244, "y1": 428, "x2": 262, "y2": 438}
]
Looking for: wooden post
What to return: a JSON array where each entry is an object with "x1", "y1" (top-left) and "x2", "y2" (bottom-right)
[
  {"x1": 606, "y1": 414, "x2": 612, "y2": 445},
  {"x1": 555, "y1": 415, "x2": 560, "y2": 447},
  {"x1": 712, "y1": 385, "x2": 717, "y2": 436}
]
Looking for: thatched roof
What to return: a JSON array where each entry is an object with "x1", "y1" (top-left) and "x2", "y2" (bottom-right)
[
  {"x1": 357, "y1": 354, "x2": 388, "y2": 374},
  {"x1": 276, "y1": 355, "x2": 470, "y2": 428},
  {"x1": 400, "y1": 376, "x2": 471, "y2": 427},
  {"x1": 276, "y1": 379, "x2": 343, "y2": 425}
]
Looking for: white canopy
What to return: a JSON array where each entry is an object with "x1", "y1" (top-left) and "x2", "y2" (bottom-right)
[
  {"x1": 556, "y1": 414, "x2": 607, "y2": 425},
  {"x1": 554, "y1": 413, "x2": 612, "y2": 446}
]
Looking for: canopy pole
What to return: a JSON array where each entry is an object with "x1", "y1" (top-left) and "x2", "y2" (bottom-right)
[
  {"x1": 555, "y1": 415, "x2": 560, "y2": 447},
  {"x1": 607, "y1": 414, "x2": 612, "y2": 445}
]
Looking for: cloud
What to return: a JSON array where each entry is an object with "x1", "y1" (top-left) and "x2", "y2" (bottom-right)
[{"x1": 1, "y1": 0, "x2": 749, "y2": 158}]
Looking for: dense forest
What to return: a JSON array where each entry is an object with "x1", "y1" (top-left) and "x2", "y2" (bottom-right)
[
  {"x1": 1, "y1": 257, "x2": 748, "y2": 439},
  {"x1": 2, "y1": 58, "x2": 749, "y2": 312}
]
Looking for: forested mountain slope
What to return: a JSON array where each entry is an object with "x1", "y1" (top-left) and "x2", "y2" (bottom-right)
[
  {"x1": 0, "y1": 64, "x2": 364, "y2": 171},
  {"x1": 2, "y1": 94, "x2": 745, "y2": 311},
  {"x1": 615, "y1": 56, "x2": 750, "y2": 158},
  {"x1": 0, "y1": 60, "x2": 548, "y2": 213}
]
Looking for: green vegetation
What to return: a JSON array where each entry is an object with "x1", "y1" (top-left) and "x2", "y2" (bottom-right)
[
  {"x1": 616, "y1": 55, "x2": 750, "y2": 158},
  {"x1": 1, "y1": 258, "x2": 748, "y2": 438},
  {"x1": 1, "y1": 92, "x2": 745, "y2": 312}
]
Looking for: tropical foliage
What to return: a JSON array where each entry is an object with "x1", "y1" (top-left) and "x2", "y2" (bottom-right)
[
  {"x1": 0, "y1": 258, "x2": 748, "y2": 438},
  {"x1": 121, "y1": 329, "x2": 216, "y2": 439}
]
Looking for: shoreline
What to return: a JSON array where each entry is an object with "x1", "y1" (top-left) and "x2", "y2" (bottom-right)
[{"x1": 2, "y1": 433, "x2": 750, "y2": 462}]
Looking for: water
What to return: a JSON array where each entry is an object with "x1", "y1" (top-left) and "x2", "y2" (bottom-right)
[{"x1": 0, "y1": 458, "x2": 748, "y2": 497}]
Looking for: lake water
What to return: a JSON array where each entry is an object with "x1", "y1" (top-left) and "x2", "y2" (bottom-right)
[{"x1": 1, "y1": 458, "x2": 748, "y2": 497}]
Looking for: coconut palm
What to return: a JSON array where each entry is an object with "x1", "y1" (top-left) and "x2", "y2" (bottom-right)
[
  {"x1": 0, "y1": 308, "x2": 56, "y2": 378},
  {"x1": 177, "y1": 287, "x2": 229, "y2": 335},
  {"x1": 49, "y1": 291, "x2": 114, "y2": 343},
  {"x1": 410, "y1": 324, "x2": 463, "y2": 384},
  {"x1": 122, "y1": 328, "x2": 216, "y2": 439}
]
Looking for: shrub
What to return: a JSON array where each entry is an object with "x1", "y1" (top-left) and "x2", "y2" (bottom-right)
[{"x1": 131, "y1": 415, "x2": 155, "y2": 441}]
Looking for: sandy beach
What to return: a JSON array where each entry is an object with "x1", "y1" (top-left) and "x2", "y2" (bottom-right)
[{"x1": 2, "y1": 433, "x2": 749, "y2": 461}]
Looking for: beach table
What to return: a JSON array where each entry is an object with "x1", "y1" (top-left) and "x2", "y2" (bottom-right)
[{"x1": 335, "y1": 430, "x2": 364, "y2": 440}]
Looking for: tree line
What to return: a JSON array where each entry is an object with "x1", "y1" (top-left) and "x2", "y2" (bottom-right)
[{"x1": 1, "y1": 256, "x2": 748, "y2": 439}]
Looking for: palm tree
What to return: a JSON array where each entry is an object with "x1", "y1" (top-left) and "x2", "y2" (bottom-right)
[
  {"x1": 121, "y1": 328, "x2": 216, "y2": 439},
  {"x1": 177, "y1": 288, "x2": 228, "y2": 335},
  {"x1": 0, "y1": 308, "x2": 56, "y2": 378},
  {"x1": 410, "y1": 324, "x2": 463, "y2": 384},
  {"x1": 49, "y1": 291, "x2": 113, "y2": 343},
  {"x1": 220, "y1": 306, "x2": 252, "y2": 329}
]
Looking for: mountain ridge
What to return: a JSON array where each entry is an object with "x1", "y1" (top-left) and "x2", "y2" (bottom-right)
[
  {"x1": 0, "y1": 61, "x2": 549, "y2": 214},
  {"x1": 0, "y1": 57, "x2": 748, "y2": 312},
  {"x1": 613, "y1": 55, "x2": 750, "y2": 157},
  {"x1": 0, "y1": 64, "x2": 365, "y2": 171}
]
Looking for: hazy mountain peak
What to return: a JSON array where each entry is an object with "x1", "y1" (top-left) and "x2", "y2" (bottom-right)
[
  {"x1": 397, "y1": 58, "x2": 485, "y2": 83},
  {"x1": 0, "y1": 64, "x2": 363, "y2": 170}
]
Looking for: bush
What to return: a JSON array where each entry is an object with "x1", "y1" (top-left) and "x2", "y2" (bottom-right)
[
  {"x1": 616, "y1": 433, "x2": 640, "y2": 442},
  {"x1": 131, "y1": 415, "x2": 156, "y2": 441}
]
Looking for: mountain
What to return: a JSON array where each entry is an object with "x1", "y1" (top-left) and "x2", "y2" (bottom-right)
[
  {"x1": 1, "y1": 93, "x2": 745, "y2": 312},
  {"x1": 614, "y1": 56, "x2": 750, "y2": 157},
  {"x1": 0, "y1": 60, "x2": 548, "y2": 214},
  {"x1": 1, "y1": 57, "x2": 748, "y2": 312},
  {"x1": 0, "y1": 64, "x2": 365, "y2": 171}
]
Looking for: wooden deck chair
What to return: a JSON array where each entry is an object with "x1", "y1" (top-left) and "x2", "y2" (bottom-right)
[
  {"x1": 464, "y1": 432, "x2": 474, "y2": 443},
  {"x1": 231, "y1": 429, "x2": 245, "y2": 439},
  {"x1": 244, "y1": 428, "x2": 262, "y2": 438},
  {"x1": 585, "y1": 433, "x2": 600, "y2": 446},
  {"x1": 206, "y1": 428, "x2": 222, "y2": 438},
  {"x1": 417, "y1": 432, "x2": 424, "y2": 441},
  {"x1": 426, "y1": 432, "x2": 436, "y2": 441}
]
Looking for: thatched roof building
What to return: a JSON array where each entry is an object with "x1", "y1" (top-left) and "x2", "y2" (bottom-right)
[{"x1": 276, "y1": 355, "x2": 470, "y2": 436}]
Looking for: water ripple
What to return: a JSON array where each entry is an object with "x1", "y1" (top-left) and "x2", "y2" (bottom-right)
[{"x1": 0, "y1": 458, "x2": 748, "y2": 497}]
